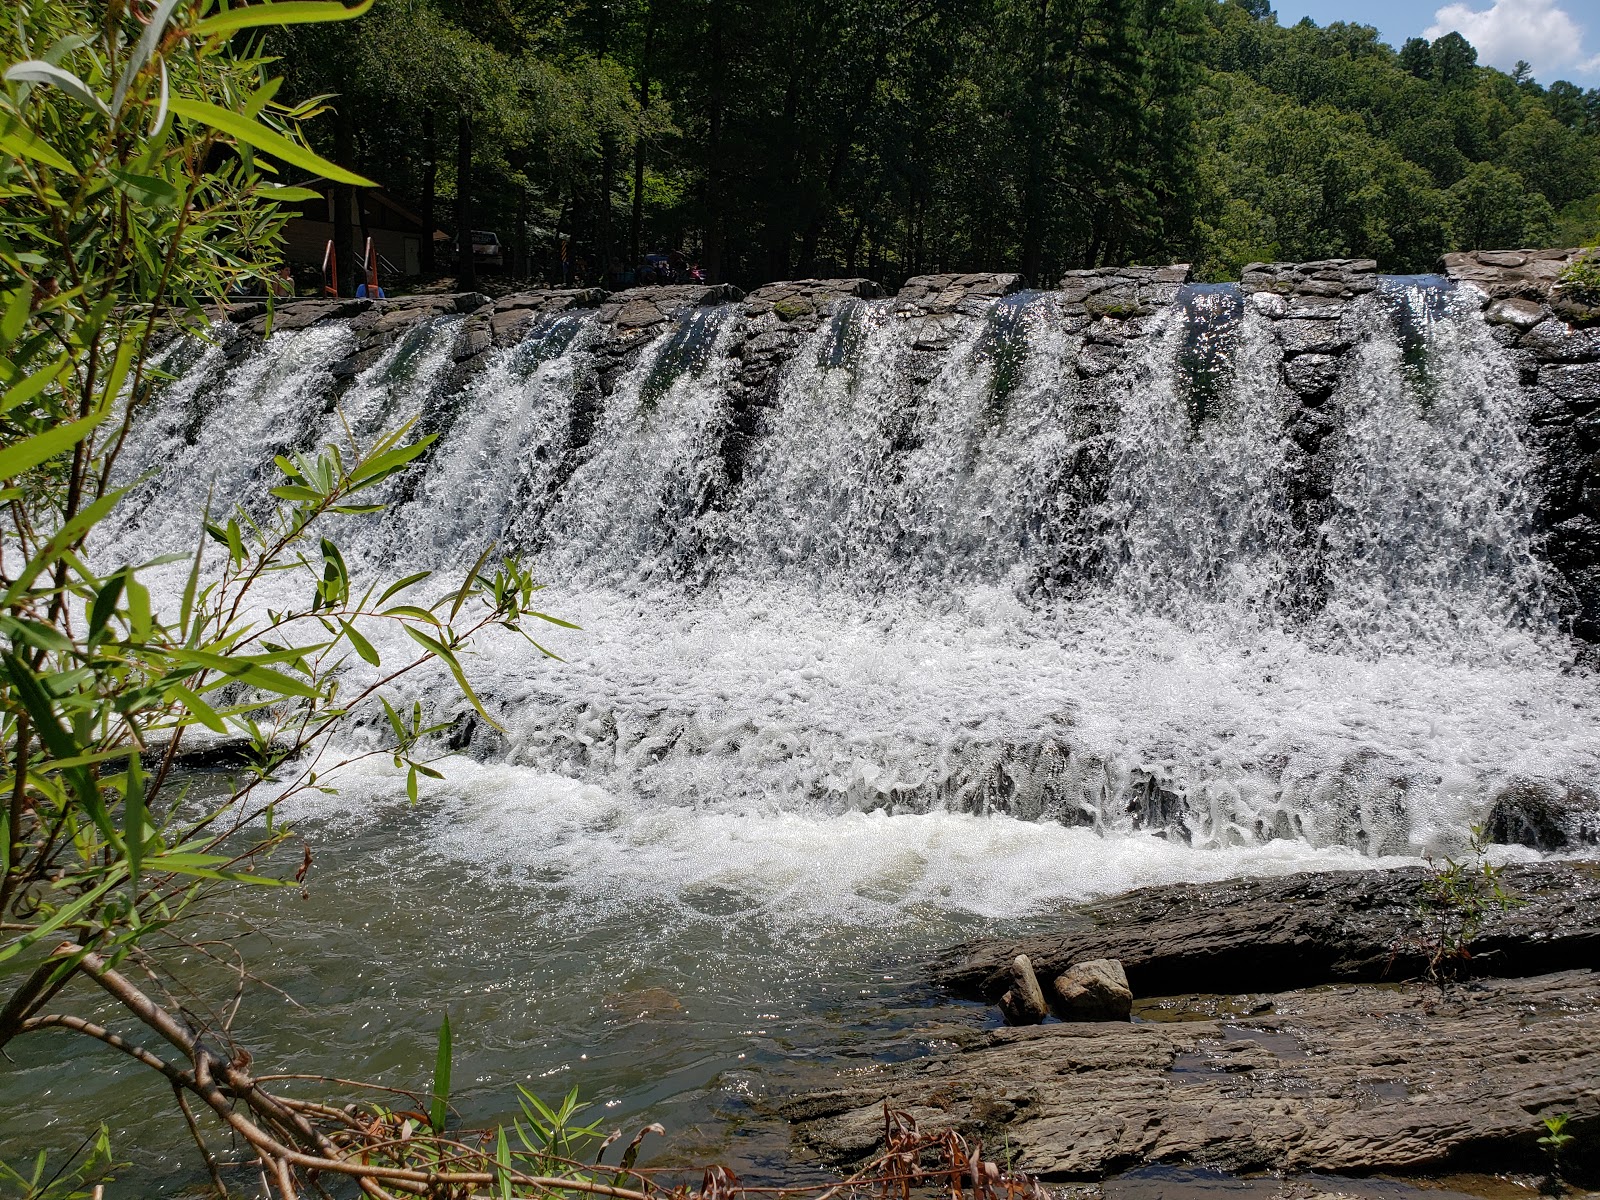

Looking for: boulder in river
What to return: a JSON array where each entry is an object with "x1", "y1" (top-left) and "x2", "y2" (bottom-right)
[
  {"x1": 1050, "y1": 958, "x2": 1132, "y2": 1021},
  {"x1": 998, "y1": 954, "x2": 1050, "y2": 1026}
]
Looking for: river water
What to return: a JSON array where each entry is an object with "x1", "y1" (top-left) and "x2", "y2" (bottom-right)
[{"x1": 2, "y1": 282, "x2": 1596, "y2": 1188}]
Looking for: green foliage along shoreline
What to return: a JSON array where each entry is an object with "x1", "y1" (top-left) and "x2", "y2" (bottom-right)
[{"x1": 274, "y1": 0, "x2": 1600, "y2": 289}]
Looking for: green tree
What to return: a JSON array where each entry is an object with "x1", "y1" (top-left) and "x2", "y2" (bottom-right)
[{"x1": 1449, "y1": 160, "x2": 1556, "y2": 248}]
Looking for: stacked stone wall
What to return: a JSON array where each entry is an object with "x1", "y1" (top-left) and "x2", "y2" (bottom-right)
[{"x1": 208, "y1": 248, "x2": 1600, "y2": 644}]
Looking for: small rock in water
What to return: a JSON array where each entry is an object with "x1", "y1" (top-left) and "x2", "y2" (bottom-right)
[
  {"x1": 998, "y1": 954, "x2": 1049, "y2": 1026},
  {"x1": 1051, "y1": 958, "x2": 1132, "y2": 1022},
  {"x1": 602, "y1": 987, "x2": 684, "y2": 1020}
]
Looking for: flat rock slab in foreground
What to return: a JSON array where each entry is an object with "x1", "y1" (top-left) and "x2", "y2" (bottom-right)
[
  {"x1": 935, "y1": 862, "x2": 1600, "y2": 1000},
  {"x1": 784, "y1": 971, "x2": 1600, "y2": 1179}
]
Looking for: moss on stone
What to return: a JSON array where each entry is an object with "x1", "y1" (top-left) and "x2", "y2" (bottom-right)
[{"x1": 773, "y1": 296, "x2": 816, "y2": 321}]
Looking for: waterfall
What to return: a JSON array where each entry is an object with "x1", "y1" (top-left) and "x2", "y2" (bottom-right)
[{"x1": 110, "y1": 279, "x2": 1600, "y2": 859}]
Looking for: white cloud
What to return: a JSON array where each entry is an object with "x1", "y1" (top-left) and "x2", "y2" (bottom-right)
[{"x1": 1426, "y1": 0, "x2": 1600, "y2": 80}]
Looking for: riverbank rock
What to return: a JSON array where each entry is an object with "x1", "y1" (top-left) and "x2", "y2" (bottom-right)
[
  {"x1": 998, "y1": 955, "x2": 1050, "y2": 1026},
  {"x1": 784, "y1": 970, "x2": 1600, "y2": 1181},
  {"x1": 934, "y1": 861, "x2": 1600, "y2": 1001},
  {"x1": 1050, "y1": 958, "x2": 1132, "y2": 1021},
  {"x1": 1484, "y1": 780, "x2": 1600, "y2": 850}
]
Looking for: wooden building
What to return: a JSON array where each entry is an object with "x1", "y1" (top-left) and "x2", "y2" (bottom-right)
[{"x1": 281, "y1": 185, "x2": 434, "y2": 279}]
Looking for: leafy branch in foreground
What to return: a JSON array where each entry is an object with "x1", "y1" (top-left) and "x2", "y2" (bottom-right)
[{"x1": 0, "y1": 1, "x2": 587, "y2": 1196}]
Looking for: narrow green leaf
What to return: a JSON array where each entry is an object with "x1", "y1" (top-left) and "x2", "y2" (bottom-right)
[
  {"x1": 403, "y1": 626, "x2": 504, "y2": 732},
  {"x1": 0, "y1": 491, "x2": 123, "y2": 605},
  {"x1": 179, "y1": 524, "x2": 205, "y2": 639},
  {"x1": 125, "y1": 745, "x2": 147, "y2": 889},
  {"x1": 380, "y1": 695, "x2": 406, "y2": 743},
  {"x1": 0, "y1": 874, "x2": 123, "y2": 965},
  {"x1": 112, "y1": 0, "x2": 183, "y2": 114},
  {"x1": 167, "y1": 648, "x2": 322, "y2": 699},
  {"x1": 0, "y1": 410, "x2": 106, "y2": 480},
  {"x1": 191, "y1": 0, "x2": 375, "y2": 38},
  {"x1": 377, "y1": 571, "x2": 431, "y2": 606},
  {"x1": 110, "y1": 168, "x2": 183, "y2": 207},
  {"x1": 451, "y1": 543, "x2": 496, "y2": 621},
  {"x1": 338, "y1": 618, "x2": 379, "y2": 666},
  {"x1": 1, "y1": 284, "x2": 33, "y2": 349},
  {"x1": 531, "y1": 612, "x2": 582, "y2": 630},
  {"x1": 166, "y1": 97, "x2": 374, "y2": 185},
  {"x1": 171, "y1": 683, "x2": 228, "y2": 734},
  {"x1": 0, "y1": 115, "x2": 73, "y2": 172},
  {"x1": 348, "y1": 433, "x2": 436, "y2": 485},
  {"x1": 383, "y1": 604, "x2": 439, "y2": 624},
  {"x1": 126, "y1": 577, "x2": 152, "y2": 641},
  {"x1": 259, "y1": 185, "x2": 323, "y2": 204},
  {"x1": 429, "y1": 1012, "x2": 452, "y2": 1134},
  {"x1": 1, "y1": 358, "x2": 71, "y2": 415},
  {"x1": 3, "y1": 61, "x2": 110, "y2": 116},
  {"x1": 87, "y1": 572, "x2": 126, "y2": 642}
]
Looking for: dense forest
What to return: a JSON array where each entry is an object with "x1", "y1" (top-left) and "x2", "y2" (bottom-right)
[{"x1": 276, "y1": 0, "x2": 1600, "y2": 287}]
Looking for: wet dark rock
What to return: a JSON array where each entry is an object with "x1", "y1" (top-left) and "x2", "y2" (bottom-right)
[
  {"x1": 1077, "y1": 344, "x2": 1126, "y2": 379},
  {"x1": 452, "y1": 325, "x2": 491, "y2": 363},
  {"x1": 145, "y1": 736, "x2": 266, "y2": 772},
  {"x1": 236, "y1": 296, "x2": 371, "y2": 336},
  {"x1": 1281, "y1": 296, "x2": 1347, "y2": 320},
  {"x1": 1440, "y1": 248, "x2": 1581, "y2": 299},
  {"x1": 1058, "y1": 266, "x2": 1189, "y2": 317},
  {"x1": 1543, "y1": 363, "x2": 1600, "y2": 403},
  {"x1": 784, "y1": 970, "x2": 1600, "y2": 1180},
  {"x1": 598, "y1": 283, "x2": 743, "y2": 334},
  {"x1": 1049, "y1": 958, "x2": 1132, "y2": 1021},
  {"x1": 1552, "y1": 291, "x2": 1600, "y2": 326},
  {"x1": 743, "y1": 278, "x2": 884, "y2": 323},
  {"x1": 1485, "y1": 779, "x2": 1600, "y2": 850},
  {"x1": 998, "y1": 955, "x2": 1050, "y2": 1026},
  {"x1": 933, "y1": 861, "x2": 1600, "y2": 1002},
  {"x1": 1520, "y1": 319, "x2": 1600, "y2": 362},
  {"x1": 897, "y1": 273, "x2": 1026, "y2": 313},
  {"x1": 1485, "y1": 297, "x2": 1548, "y2": 329},
  {"x1": 1283, "y1": 354, "x2": 1340, "y2": 398},
  {"x1": 1241, "y1": 260, "x2": 1376, "y2": 299},
  {"x1": 1275, "y1": 318, "x2": 1353, "y2": 357},
  {"x1": 1248, "y1": 291, "x2": 1288, "y2": 319}
]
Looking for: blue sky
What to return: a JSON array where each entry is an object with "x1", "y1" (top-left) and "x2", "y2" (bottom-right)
[{"x1": 1269, "y1": 0, "x2": 1600, "y2": 83}]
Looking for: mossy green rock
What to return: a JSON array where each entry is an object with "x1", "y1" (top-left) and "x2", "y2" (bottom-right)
[{"x1": 773, "y1": 296, "x2": 816, "y2": 321}]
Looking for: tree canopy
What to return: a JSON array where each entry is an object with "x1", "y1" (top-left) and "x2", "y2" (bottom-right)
[{"x1": 274, "y1": 0, "x2": 1600, "y2": 287}]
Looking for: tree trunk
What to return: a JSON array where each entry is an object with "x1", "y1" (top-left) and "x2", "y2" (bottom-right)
[
  {"x1": 421, "y1": 110, "x2": 437, "y2": 274},
  {"x1": 456, "y1": 109, "x2": 476, "y2": 292},
  {"x1": 630, "y1": 4, "x2": 655, "y2": 268},
  {"x1": 702, "y1": 0, "x2": 726, "y2": 283},
  {"x1": 332, "y1": 110, "x2": 355, "y2": 296},
  {"x1": 599, "y1": 135, "x2": 616, "y2": 280}
]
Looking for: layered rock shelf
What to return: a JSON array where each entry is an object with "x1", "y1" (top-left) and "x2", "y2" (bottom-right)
[
  {"x1": 933, "y1": 861, "x2": 1600, "y2": 1000},
  {"x1": 784, "y1": 971, "x2": 1600, "y2": 1181},
  {"x1": 783, "y1": 862, "x2": 1600, "y2": 1183}
]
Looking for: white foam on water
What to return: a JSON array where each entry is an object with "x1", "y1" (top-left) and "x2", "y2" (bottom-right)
[
  {"x1": 279, "y1": 749, "x2": 1486, "y2": 933},
  {"x1": 106, "y1": 290, "x2": 1598, "y2": 869}
]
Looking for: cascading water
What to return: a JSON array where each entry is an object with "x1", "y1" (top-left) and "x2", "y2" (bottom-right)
[
  {"x1": 1317, "y1": 279, "x2": 1553, "y2": 653},
  {"x1": 112, "y1": 281, "x2": 1597, "y2": 860},
  {"x1": 35, "y1": 278, "x2": 1596, "y2": 1187}
]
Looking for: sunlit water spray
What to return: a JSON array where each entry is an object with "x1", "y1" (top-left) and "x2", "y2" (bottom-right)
[
  {"x1": 33, "y1": 282, "x2": 1595, "y2": 1182},
  {"x1": 110, "y1": 287, "x2": 1597, "y2": 867}
]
